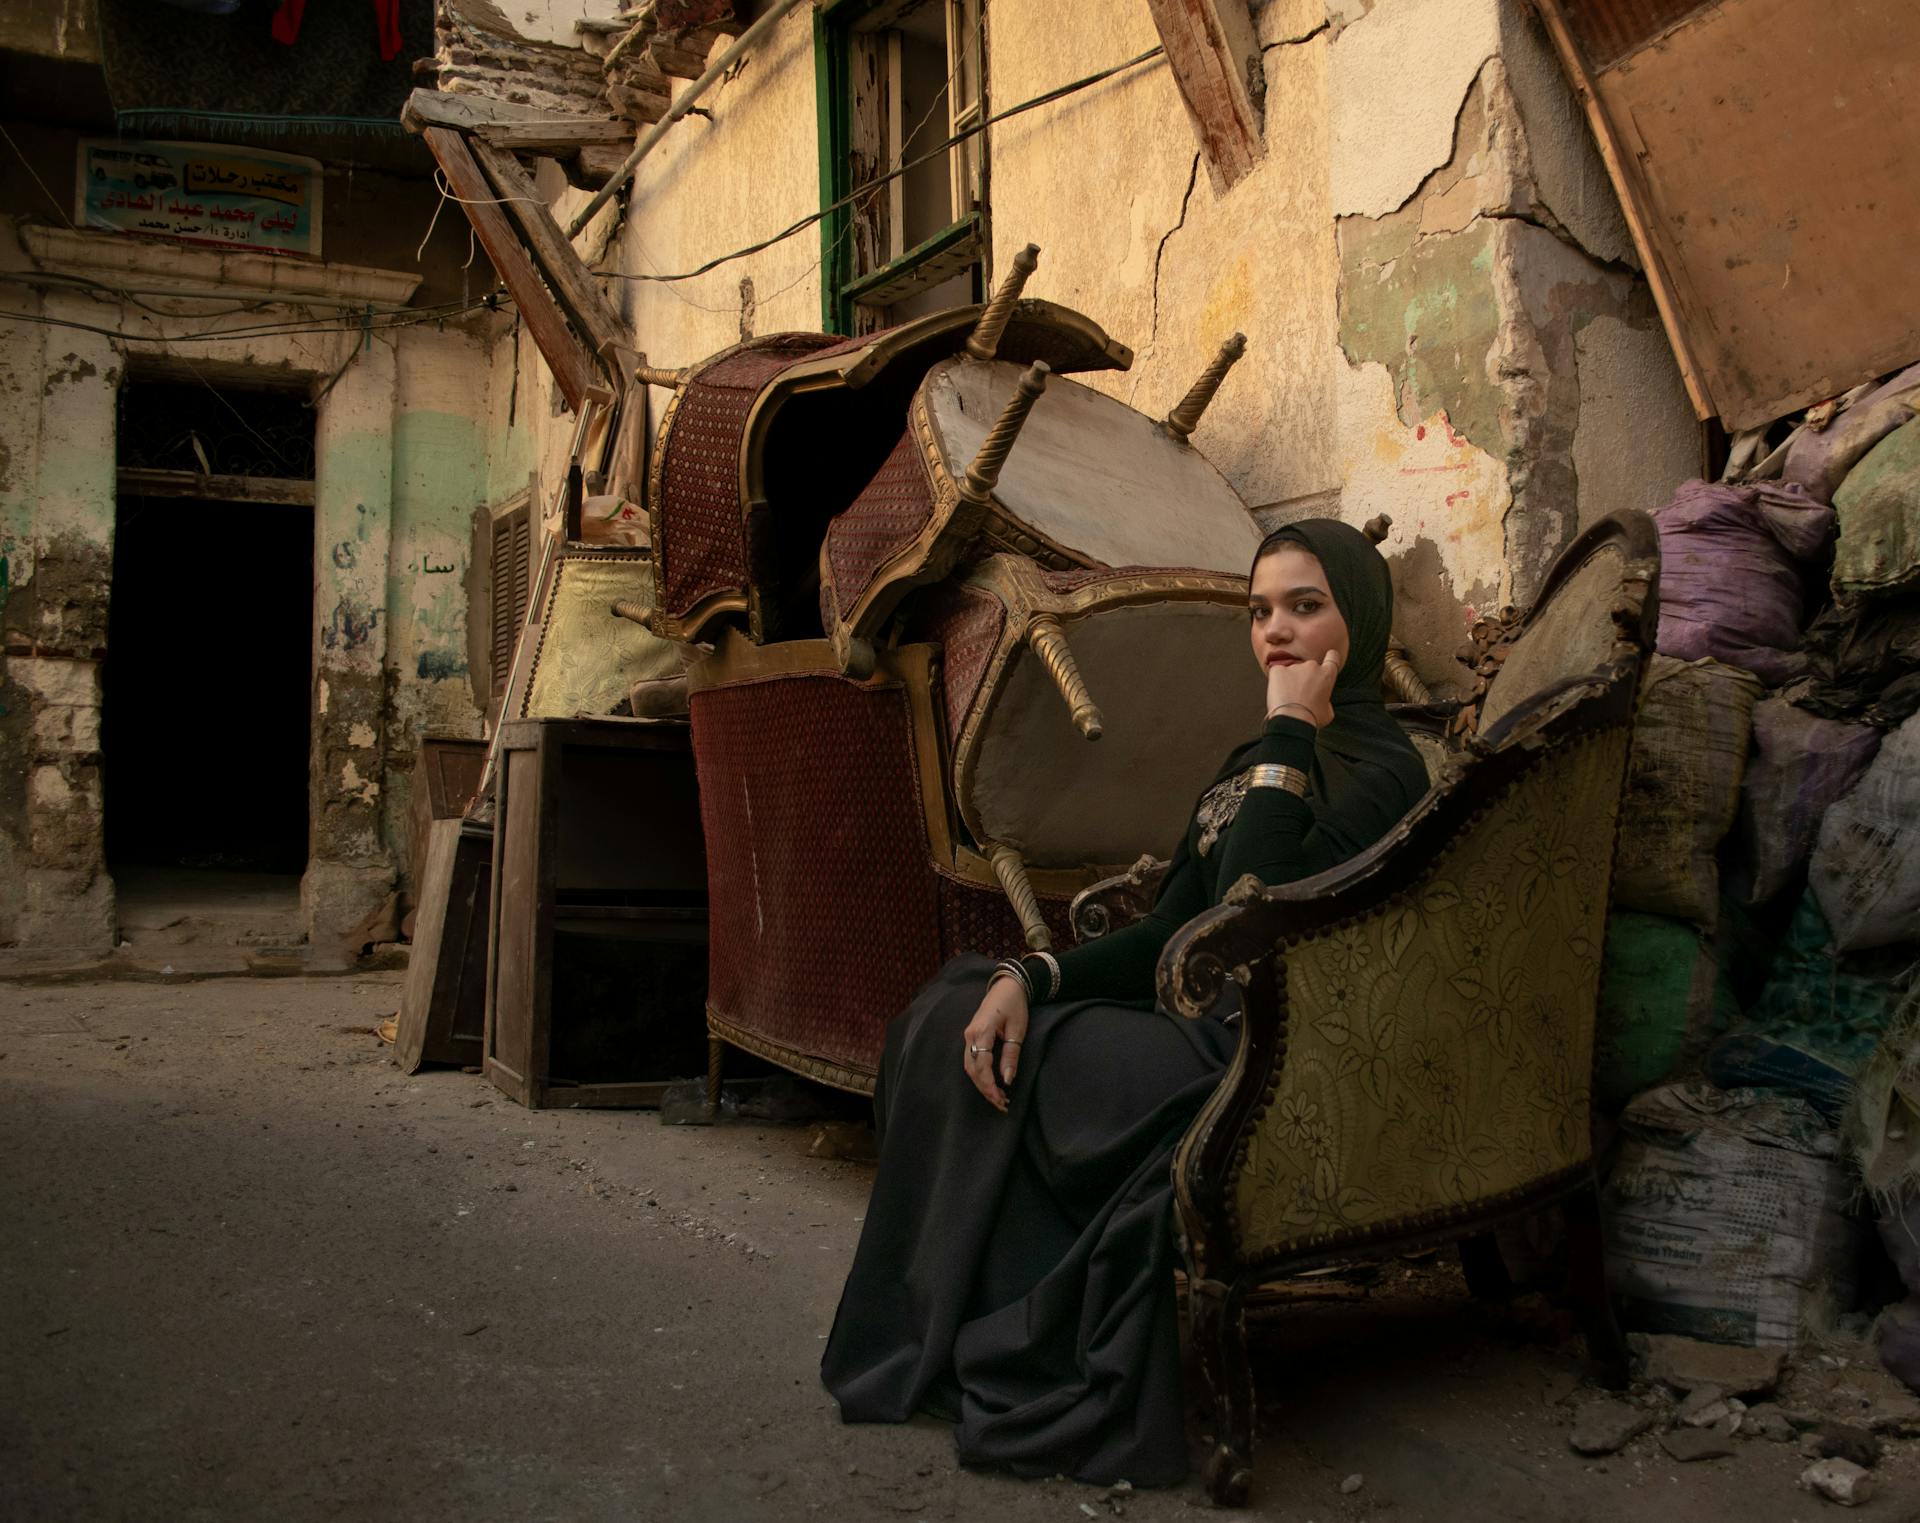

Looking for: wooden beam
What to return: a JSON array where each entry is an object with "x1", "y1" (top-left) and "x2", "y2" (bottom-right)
[
  {"x1": 404, "y1": 87, "x2": 547, "y2": 133},
  {"x1": 484, "y1": 119, "x2": 633, "y2": 153},
  {"x1": 1527, "y1": 0, "x2": 1715, "y2": 422},
  {"x1": 405, "y1": 87, "x2": 630, "y2": 154},
  {"x1": 564, "y1": 145, "x2": 631, "y2": 190},
  {"x1": 420, "y1": 125, "x2": 597, "y2": 412},
  {"x1": 1144, "y1": 0, "x2": 1264, "y2": 192},
  {"x1": 116, "y1": 467, "x2": 315, "y2": 507},
  {"x1": 466, "y1": 137, "x2": 629, "y2": 381}
]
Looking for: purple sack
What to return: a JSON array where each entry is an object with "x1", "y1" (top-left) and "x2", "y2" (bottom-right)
[
  {"x1": 1654, "y1": 479, "x2": 1836, "y2": 684},
  {"x1": 1732, "y1": 698, "x2": 1882, "y2": 905}
]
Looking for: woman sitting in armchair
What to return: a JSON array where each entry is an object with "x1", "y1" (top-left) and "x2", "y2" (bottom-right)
[{"x1": 821, "y1": 518, "x2": 1431, "y2": 1486}]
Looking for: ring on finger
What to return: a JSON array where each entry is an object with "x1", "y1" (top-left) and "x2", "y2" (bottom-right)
[
  {"x1": 966, "y1": 1043, "x2": 989, "y2": 1056},
  {"x1": 1001, "y1": 1039, "x2": 1022, "y2": 1046}
]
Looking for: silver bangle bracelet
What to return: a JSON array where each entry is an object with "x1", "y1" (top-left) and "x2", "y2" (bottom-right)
[
  {"x1": 1245, "y1": 763, "x2": 1309, "y2": 798},
  {"x1": 989, "y1": 960, "x2": 1032, "y2": 1002},
  {"x1": 1023, "y1": 950, "x2": 1061, "y2": 1002}
]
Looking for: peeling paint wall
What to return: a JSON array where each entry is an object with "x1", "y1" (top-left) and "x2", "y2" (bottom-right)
[
  {"x1": 500, "y1": 0, "x2": 1697, "y2": 699},
  {"x1": 1322, "y1": 0, "x2": 1683, "y2": 679},
  {"x1": 0, "y1": 218, "x2": 497, "y2": 956}
]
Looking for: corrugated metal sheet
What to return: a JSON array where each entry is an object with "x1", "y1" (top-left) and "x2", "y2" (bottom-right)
[{"x1": 1553, "y1": 0, "x2": 1718, "y2": 70}]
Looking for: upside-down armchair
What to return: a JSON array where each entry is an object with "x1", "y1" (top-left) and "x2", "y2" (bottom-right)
[
  {"x1": 1095, "y1": 513, "x2": 1659, "y2": 1505},
  {"x1": 648, "y1": 248, "x2": 1275, "y2": 1095}
]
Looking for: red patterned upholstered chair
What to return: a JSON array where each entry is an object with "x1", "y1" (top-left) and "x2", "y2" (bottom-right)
[
  {"x1": 819, "y1": 342, "x2": 1259, "y2": 675},
  {"x1": 644, "y1": 282, "x2": 1131, "y2": 648},
  {"x1": 685, "y1": 633, "x2": 1088, "y2": 1092}
]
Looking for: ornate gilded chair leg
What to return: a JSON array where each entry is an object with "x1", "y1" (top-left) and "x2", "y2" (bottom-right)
[
  {"x1": 1563, "y1": 1178, "x2": 1630, "y2": 1387},
  {"x1": 705, "y1": 1034, "x2": 725, "y2": 1120},
  {"x1": 1163, "y1": 332, "x2": 1247, "y2": 441},
  {"x1": 1026, "y1": 615, "x2": 1103, "y2": 739},
  {"x1": 958, "y1": 361, "x2": 1050, "y2": 510},
  {"x1": 988, "y1": 842, "x2": 1052, "y2": 952},
  {"x1": 1384, "y1": 641, "x2": 1432, "y2": 704},
  {"x1": 965, "y1": 242, "x2": 1041, "y2": 361},
  {"x1": 1189, "y1": 1275, "x2": 1256, "y2": 1507},
  {"x1": 1458, "y1": 1232, "x2": 1514, "y2": 1301}
]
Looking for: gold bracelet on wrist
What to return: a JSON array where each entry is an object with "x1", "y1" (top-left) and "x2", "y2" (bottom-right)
[
  {"x1": 1266, "y1": 702, "x2": 1318, "y2": 725},
  {"x1": 1245, "y1": 763, "x2": 1309, "y2": 797}
]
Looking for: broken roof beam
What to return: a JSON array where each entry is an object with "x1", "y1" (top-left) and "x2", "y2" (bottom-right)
[
  {"x1": 419, "y1": 125, "x2": 599, "y2": 412},
  {"x1": 403, "y1": 88, "x2": 630, "y2": 153},
  {"x1": 466, "y1": 135, "x2": 630, "y2": 386},
  {"x1": 1144, "y1": 0, "x2": 1264, "y2": 192}
]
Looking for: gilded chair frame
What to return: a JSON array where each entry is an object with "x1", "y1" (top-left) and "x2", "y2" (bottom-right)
[{"x1": 1151, "y1": 512, "x2": 1660, "y2": 1506}]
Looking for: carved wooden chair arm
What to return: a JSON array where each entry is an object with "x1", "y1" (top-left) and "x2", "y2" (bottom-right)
[{"x1": 1069, "y1": 853, "x2": 1170, "y2": 941}]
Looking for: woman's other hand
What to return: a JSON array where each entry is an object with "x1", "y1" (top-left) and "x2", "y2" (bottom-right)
[
  {"x1": 1265, "y1": 647, "x2": 1339, "y2": 729},
  {"x1": 962, "y1": 975, "x2": 1028, "y2": 1112}
]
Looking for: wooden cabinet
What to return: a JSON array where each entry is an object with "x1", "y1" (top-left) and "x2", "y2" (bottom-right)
[{"x1": 483, "y1": 718, "x2": 709, "y2": 1108}]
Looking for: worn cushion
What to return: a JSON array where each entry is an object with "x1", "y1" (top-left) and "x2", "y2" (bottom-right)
[{"x1": 965, "y1": 599, "x2": 1260, "y2": 866}]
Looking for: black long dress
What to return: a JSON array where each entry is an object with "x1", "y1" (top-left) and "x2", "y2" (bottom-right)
[{"x1": 821, "y1": 520, "x2": 1431, "y2": 1486}]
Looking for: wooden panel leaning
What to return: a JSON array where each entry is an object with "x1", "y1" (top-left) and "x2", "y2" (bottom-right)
[{"x1": 1153, "y1": 511, "x2": 1661, "y2": 1507}]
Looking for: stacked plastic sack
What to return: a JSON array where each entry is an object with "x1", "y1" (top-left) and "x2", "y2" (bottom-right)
[{"x1": 1594, "y1": 364, "x2": 1920, "y2": 1356}]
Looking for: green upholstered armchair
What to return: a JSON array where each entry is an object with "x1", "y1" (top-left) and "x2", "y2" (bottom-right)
[{"x1": 1127, "y1": 512, "x2": 1658, "y2": 1506}]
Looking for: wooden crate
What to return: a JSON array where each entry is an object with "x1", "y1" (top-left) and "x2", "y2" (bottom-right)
[{"x1": 483, "y1": 717, "x2": 708, "y2": 1108}]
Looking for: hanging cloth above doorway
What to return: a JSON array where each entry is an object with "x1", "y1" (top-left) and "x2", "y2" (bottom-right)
[{"x1": 99, "y1": 0, "x2": 431, "y2": 143}]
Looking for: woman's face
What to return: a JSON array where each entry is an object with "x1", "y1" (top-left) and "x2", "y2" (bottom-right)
[{"x1": 1248, "y1": 545, "x2": 1351, "y2": 677}]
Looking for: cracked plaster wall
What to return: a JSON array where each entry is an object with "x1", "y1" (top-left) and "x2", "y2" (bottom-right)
[
  {"x1": 495, "y1": 0, "x2": 624, "y2": 49},
  {"x1": 614, "y1": 5, "x2": 820, "y2": 376},
  {"x1": 480, "y1": 0, "x2": 1694, "y2": 696},
  {"x1": 1326, "y1": 0, "x2": 1689, "y2": 682},
  {"x1": 981, "y1": 0, "x2": 1691, "y2": 687},
  {"x1": 0, "y1": 226, "x2": 496, "y2": 957}
]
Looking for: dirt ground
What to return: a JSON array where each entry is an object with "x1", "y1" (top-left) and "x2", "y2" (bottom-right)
[{"x1": 3, "y1": 973, "x2": 1914, "y2": 1523}]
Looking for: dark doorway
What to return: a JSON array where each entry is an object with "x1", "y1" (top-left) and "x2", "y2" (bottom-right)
[{"x1": 104, "y1": 380, "x2": 315, "y2": 877}]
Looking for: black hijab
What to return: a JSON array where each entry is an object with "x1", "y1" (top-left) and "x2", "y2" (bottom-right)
[{"x1": 1226, "y1": 518, "x2": 1430, "y2": 859}]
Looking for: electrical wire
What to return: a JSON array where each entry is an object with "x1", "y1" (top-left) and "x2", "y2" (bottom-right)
[
  {"x1": 0, "y1": 269, "x2": 279, "y2": 319},
  {"x1": 431, "y1": 166, "x2": 545, "y2": 208},
  {"x1": 0, "y1": 122, "x2": 77, "y2": 230},
  {"x1": 0, "y1": 293, "x2": 508, "y2": 346},
  {"x1": 604, "y1": 43, "x2": 1166, "y2": 286}
]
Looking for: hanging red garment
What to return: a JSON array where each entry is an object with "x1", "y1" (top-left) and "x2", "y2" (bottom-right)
[
  {"x1": 270, "y1": 0, "x2": 306, "y2": 45},
  {"x1": 271, "y1": 0, "x2": 399, "y2": 60},
  {"x1": 373, "y1": 0, "x2": 402, "y2": 60}
]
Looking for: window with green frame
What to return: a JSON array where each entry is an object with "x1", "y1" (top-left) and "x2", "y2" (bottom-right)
[{"x1": 814, "y1": 0, "x2": 986, "y2": 336}]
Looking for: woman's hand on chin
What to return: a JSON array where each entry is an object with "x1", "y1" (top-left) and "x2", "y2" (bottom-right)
[
  {"x1": 962, "y1": 975, "x2": 1028, "y2": 1113},
  {"x1": 1265, "y1": 648, "x2": 1340, "y2": 728}
]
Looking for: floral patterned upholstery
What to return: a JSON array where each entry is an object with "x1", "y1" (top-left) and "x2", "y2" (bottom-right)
[{"x1": 1230, "y1": 731, "x2": 1626, "y2": 1260}]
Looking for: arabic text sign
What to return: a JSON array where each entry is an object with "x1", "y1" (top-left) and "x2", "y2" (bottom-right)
[{"x1": 78, "y1": 141, "x2": 323, "y2": 258}]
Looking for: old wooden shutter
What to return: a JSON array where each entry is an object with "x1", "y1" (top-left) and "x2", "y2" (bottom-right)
[{"x1": 489, "y1": 503, "x2": 532, "y2": 697}]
